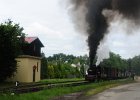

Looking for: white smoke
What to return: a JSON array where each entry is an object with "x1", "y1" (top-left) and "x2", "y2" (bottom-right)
[{"x1": 96, "y1": 40, "x2": 110, "y2": 66}]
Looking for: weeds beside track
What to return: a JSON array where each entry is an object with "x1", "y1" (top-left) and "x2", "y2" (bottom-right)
[{"x1": 0, "y1": 80, "x2": 89, "y2": 94}]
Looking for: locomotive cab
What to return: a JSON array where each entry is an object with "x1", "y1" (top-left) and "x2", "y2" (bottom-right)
[{"x1": 85, "y1": 65, "x2": 97, "y2": 81}]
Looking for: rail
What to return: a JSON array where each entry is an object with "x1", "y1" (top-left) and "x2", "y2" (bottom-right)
[{"x1": 0, "y1": 80, "x2": 90, "y2": 94}]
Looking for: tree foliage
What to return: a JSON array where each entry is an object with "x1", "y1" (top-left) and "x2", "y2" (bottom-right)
[
  {"x1": 41, "y1": 51, "x2": 140, "y2": 78},
  {"x1": 41, "y1": 56, "x2": 48, "y2": 79},
  {"x1": 45, "y1": 53, "x2": 89, "y2": 79},
  {"x1": 47, "y1": 65, "x2": 55, "y2": 79},
  {"x1": 130, "y1": 55, "x2": 140, "y2": 75},
  {"x1": 100, "y1": 52, "x2": 129, "y2": 70},
  {"x1": 0, "y1": 20, "x2": 25, "y2": 81}
]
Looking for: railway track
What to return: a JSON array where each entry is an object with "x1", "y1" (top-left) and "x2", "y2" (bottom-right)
[{"x1": 0, "y1": 80, "x2": 90, "y2": 94}]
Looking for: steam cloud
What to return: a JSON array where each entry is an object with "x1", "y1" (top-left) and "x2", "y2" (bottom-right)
[{"x1": 68, "y1": 0, "x2": 140, "y2": 67}]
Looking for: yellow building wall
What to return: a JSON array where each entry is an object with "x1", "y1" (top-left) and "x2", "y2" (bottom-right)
[{"x1": 9, "y1": 55, "x2": 41, "y2": 83}]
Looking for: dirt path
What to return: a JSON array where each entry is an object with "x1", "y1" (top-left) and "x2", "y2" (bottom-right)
[
  {"x1": 52, "y1": 77, "x2": 139, "y2": 100},
  {"x1": 85, "y1": 82, "x2": 140, "y2": 100}
]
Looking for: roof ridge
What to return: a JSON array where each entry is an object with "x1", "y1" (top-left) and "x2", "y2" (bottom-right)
[{"x1": 25, "y1": 37, "x2": 38, "y2": 44}]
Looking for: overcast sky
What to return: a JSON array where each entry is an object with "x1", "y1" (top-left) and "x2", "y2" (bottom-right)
[{"x1": 0, "y1": 0, "x2": 140, "y2": 59}]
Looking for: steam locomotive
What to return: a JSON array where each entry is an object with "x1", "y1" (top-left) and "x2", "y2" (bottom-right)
[{"x1": 85, "y1": 65, "x2": 131, "y2": 81}]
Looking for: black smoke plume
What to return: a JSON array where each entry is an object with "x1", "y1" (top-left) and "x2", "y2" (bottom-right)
[
  {"x1": 69, "y1": 0, "x2": 140, "y2": 67},
  {"x1": 112, "y1": 0, "x2": 140, "y2": 21}
]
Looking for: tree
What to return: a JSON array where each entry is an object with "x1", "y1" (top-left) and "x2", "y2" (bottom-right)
[
  {"x1": 0, "y1": 20, "x2": 25, "y2": 81},
  {"x1": 47, "y1": 53, "x2": 89, "y2": 78},
  {"x1": 100, "y1": 52, "x2": 129, "y2": 70},
  {"x1": 80, "y1": 65, "x2": 85, "y2": 77},
  {"x1": 53, "y1": 64, "x2": 62, "y2": 78},
  {"x1": 47, "y1": 65, "x2": 55, "y2": 79},
  {"x1": 41, "y1": 56, "x2": 48, "y2": 79},
  {"x1": 131, "y1": 55, "x2": 140, "y2": 75}
]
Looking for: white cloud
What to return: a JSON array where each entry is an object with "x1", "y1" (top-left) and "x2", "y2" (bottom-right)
[
  {"x1": 0, "y1": 0, "x2": 88, "y2": 57},
  {"x1": 24, "y1": 22, "x2": 64, "y2": 39},
  {"x1": 1, "y1": 0, "x2": 140, "y2": 59},
  {"x1": 24, "y1": 22, "x2": 88, "y2": 57}
]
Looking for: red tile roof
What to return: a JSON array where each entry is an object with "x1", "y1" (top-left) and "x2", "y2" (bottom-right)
[
  {"x1": 25, "y1": 37, "x2": 38, "y2": 44},
  {"x1": 24, "y1": 37, "x2": 44, "y2": 47}
]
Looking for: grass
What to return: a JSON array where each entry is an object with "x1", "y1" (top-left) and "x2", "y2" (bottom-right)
[
  {"x1": 0, "y1": 85, "x2": 94, "y2": 100},
  {"x1": 40, "y1": 78, "x2": 84, "y2": 83},
  {"x1": 86, "y1": 79, "x2": 135, "y2": 96},
  {"x1": 0, "y1": 78, "x2": 135, "y2": 100},
  {"x1": 0, "y1": 78, "x2": 84, "y2": 88},
  {"x1": 0, "y1": 82, "x2": 15, "y2": 88}
]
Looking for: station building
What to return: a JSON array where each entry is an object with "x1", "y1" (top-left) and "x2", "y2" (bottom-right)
[{"x1": 9, "y1": 37, "x2": 44, "y2": 82}]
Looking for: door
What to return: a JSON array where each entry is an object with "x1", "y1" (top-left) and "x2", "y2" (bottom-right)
[{"x1": 33, "y1": 66, "x2": 36, "y2": 82}]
